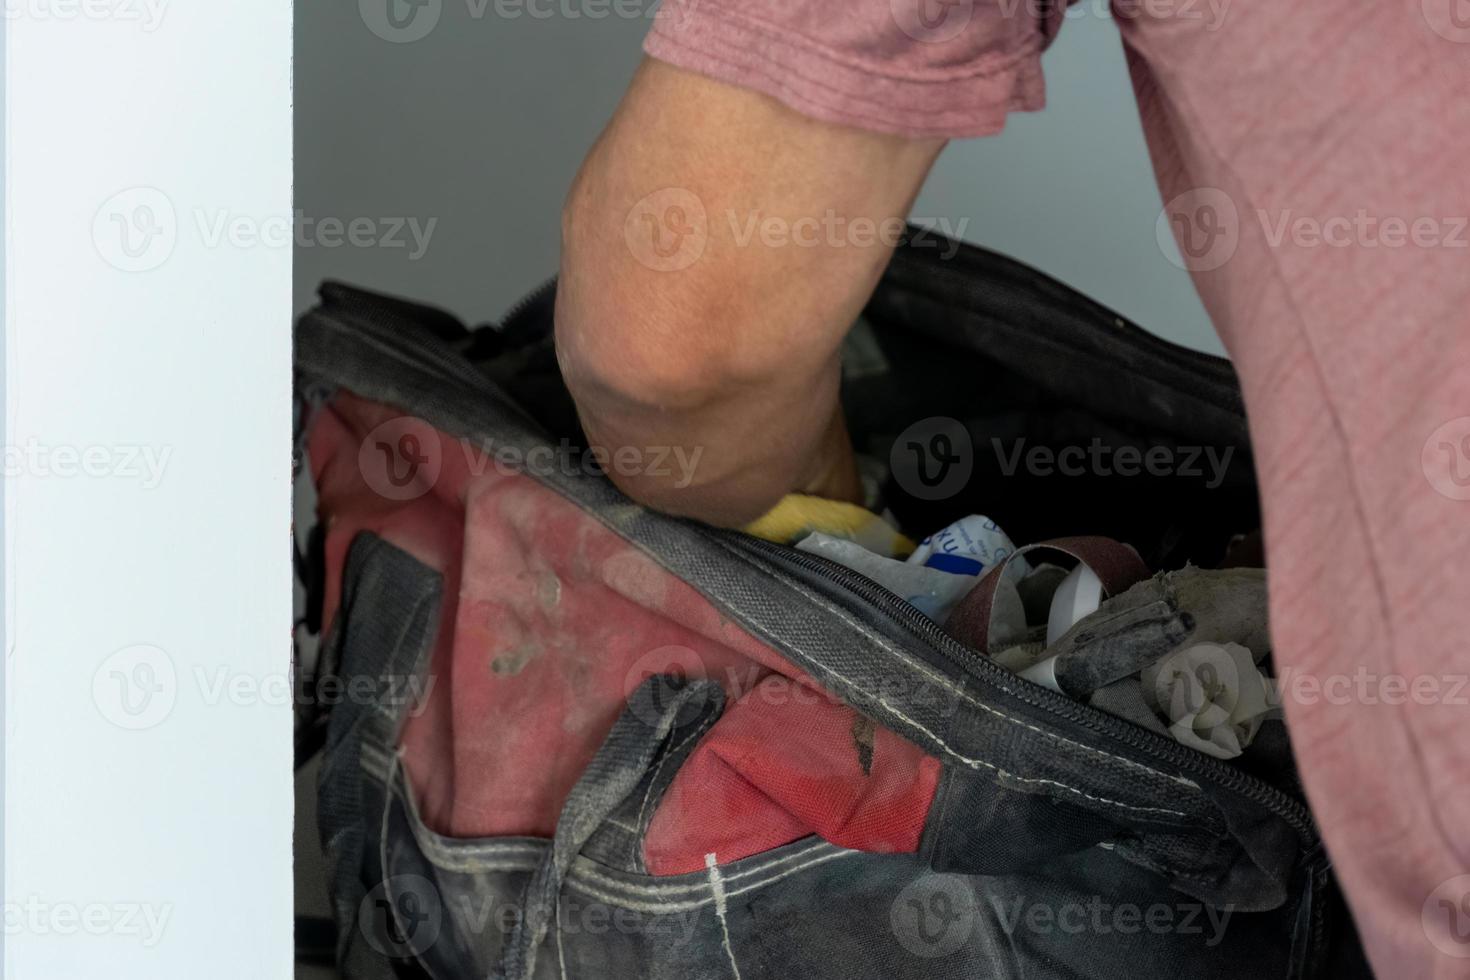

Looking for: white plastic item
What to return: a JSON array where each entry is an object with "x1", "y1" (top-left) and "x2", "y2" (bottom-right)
[
  {"x1": 1044, "y1": 563, "x2": 1105, "y2": 647},
  {"x1": 906, "y1": 515, "x2": 1020, "y2": 578},
  {"x1": 798, "y1": 533, "x2": 979, "y2": 621},
  {"x1": 1141, "y1": 642, "x2": 1280, "y2": 760},
  {"x1": 1018, "y1": 654, "x2": 1063, "y2": 693}
]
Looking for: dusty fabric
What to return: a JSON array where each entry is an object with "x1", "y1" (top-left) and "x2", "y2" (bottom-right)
[
  {"x1": 646, "y1": 3, "x2": 1470, "y2": 974},
  {"x1": 310, "y1": 392, "x2": 939, "y2": 871}
]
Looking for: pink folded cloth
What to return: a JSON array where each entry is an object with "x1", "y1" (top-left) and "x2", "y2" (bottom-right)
[{"x1": 646, "y1": 2, "x2": 1470, "y2": 975}]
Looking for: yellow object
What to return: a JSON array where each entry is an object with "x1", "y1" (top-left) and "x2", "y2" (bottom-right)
[{"x1": 744, "y1": 493, "x2": 914, "y2": 558}]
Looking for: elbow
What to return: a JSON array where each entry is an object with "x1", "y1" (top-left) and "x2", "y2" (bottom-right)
[{"x1": 555, "y1": 179, "x2": 753, "y2": 417}]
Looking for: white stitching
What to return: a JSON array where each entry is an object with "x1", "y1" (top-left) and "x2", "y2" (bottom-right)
[
  {"x1": 630, "y1": 725, "x2": 706, "y2": 869},
  {"x1": 705, "y1": 854, "x2": 745, "y2": 980},
  {"x1": 765, "y1": 561, "x2": 1201, "y2": 791},
  {"x1": 388, "y1": 765, "x2": 847, "y2": 894},
  {"x1": 572, "y1": 842, "x2": 835, "y2": 896},
  {"x1": 875, "y1": 697, "x2": 1189, "y2": 820},
  {"x1": 555, "y1": 897, "x2": 569, "y2": 980},
  {"x1": 562, "y1": 850, "x2": 861, "y2": 914}
]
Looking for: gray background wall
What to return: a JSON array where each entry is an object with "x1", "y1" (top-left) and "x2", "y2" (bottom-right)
[{"x1": 294, "y1": 1, "x2": 1223, "y2": 354}]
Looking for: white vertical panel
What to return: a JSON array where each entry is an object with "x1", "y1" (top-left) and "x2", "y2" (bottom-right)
[{"x1": 5, "y1": 0, "x2": 293, "y2": 976}]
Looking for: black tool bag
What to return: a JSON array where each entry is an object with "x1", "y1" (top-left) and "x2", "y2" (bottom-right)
[{"x1": 295, "y1": 229, "x2": 1372, "y2": 979}]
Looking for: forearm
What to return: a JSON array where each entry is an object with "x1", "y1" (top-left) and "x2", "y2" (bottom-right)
[{"x1": 556, "y1": 58, "x2": 943, "y2": 524}]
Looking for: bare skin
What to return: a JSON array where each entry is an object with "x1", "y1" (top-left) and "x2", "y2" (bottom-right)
[{"x1": 557, "y1": 58, "x2": 945, "y2": 526}]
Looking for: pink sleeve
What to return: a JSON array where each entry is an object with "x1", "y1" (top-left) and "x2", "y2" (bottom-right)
[{"x1": 643, "y1": 0, "x2": 1065, "y2": 139}]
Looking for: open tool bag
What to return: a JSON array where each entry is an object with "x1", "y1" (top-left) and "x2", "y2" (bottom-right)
[{"x1": 294, "y1": 230, "x2": 1371, "y2": 979}]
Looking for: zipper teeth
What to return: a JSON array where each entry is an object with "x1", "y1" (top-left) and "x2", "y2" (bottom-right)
[
  {"x1": 498, "y1": 276, "x2": 557, "y2": 331},
  {"x1": 720, "y1": 530, "x2": 1316, "y2": 840},
  {"x1": 497, "y1": 252, "x2": 1306, "y2": 834}
]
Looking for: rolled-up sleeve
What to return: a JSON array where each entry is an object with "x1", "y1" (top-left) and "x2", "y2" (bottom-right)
[{"x1": 644, "y1": 0, "x2": 1066, "y2": 139}]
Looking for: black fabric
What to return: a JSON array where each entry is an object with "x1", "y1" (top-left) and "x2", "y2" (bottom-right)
[
  {"x1": 297, "y1": 230, "x2": 1363, "y2": 978},
  {"x1": 315, "y1": 534, "x2": 444, "y2": 980}
]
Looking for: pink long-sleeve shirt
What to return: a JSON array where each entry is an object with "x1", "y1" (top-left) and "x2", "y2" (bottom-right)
[{"x1": 646, "y1": 2, "x2": 1470, "y2": 975}]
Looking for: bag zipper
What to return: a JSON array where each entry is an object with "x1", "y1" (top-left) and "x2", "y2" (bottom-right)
[
  {"x1": 719, "y1": 529, "x2": 1317, "y2": 842},
  {"x1": 498, "y1": 276, "x2": 558, "y2": 334}
]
